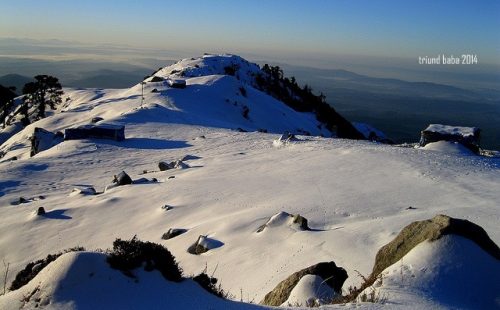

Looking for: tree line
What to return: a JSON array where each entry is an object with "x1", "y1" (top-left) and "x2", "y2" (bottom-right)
[
  {"x1": 0, "y1": 75, "x2": 63, "y2": 128},
  {"x1": 255, "y1": 64, "x2": 364, "y2": 139}
]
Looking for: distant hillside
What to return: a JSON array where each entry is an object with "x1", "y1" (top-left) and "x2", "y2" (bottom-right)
[
  {"x1": 65, "y1": 69, "x2": 152, "y2": 88},
  {"x1": 0, "y1": 74, "x2": 33, "y2": 94}
]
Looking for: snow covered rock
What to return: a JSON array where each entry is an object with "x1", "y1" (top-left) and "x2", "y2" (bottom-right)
[
  {"x1": 282, "y1": 274, "x2": 336, "y2": 306},
  {"x1": 158, "y1": 159, "x2": 189, "y2": 171},
  {"x1": 260, "y1": 261, "x2": 347, "y2": 306},
  {"x1": 420, "y1": 124, "x2": 481, "y2": 153},
  {"x1": 257, "y1": 211, "x2": 309, "y2": 232},
  {"x1": 422, "y1": 140, "x2": 476, "y2": 155},
  {"x1": 30, "y1": 127, "x2": 63, "y2": 157},
  {"x1": 370, "y1": 214, "x2": 500, "y2": 279},
  {"x1": 69, "y1": 187, "x2": 96, "y2": 196},
  {"x1": 365, "y1": 235, "x2": 500, "y2": 309},
  {"x1": 187, "y1": 235, "x2": 224, "y2": 255}
]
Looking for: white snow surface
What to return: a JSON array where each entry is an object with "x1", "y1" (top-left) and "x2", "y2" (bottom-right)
[
  {"x1": 423, "y1": 124, "x2": 478, "y2": 137},
  {"x1": 0, "y1": 54, "x2": 499, "y2": 309},
  {"x1": 421, "y1": 141, "x2": 475, "y2": 155},
  {"x1": 283, "y1": 274, "x2": 336, "y2": 306}
]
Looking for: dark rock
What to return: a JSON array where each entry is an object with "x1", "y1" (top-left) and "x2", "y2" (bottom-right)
[
  {"x1": 187, "y1": 235, "x2": 223, "y2": 255},
  {"x1": 260, "y1": 261, "x2": 348, "y2": 306},
  {"x1": 292, "y1": 214, "x2": 309, "y2": 230},
  {"x1": 113, "y1": 171, "x2": 132, "y2": 186},
  {"x1": 161, "y1": 205, "x2": 173, "y2": 211},
  {"x1": 161, "y1": 228, "x2": 187, "y2": 240},
  {"x1": 91, "y1": 117, "x2": 103, "y2": 124},
  {"x1": 159, "y1": 160, "x2": 188, "y2": 171},
  {"x1": 150, "y1": 76, "x2": 165, "y2": 82},
  {"x1": 370, "y1": 214, "x2": 500, "y2": 279},
  {"x1": 19, "y1": 197, "x2": 29, "y2": 204},
  {"x1": 159, "y1": 161, "x2": 172, "y2": 171},
  {"x1": 37, "y1": 207, "x2": 46, "y2": 215},
  {"x1": 65, "y1": 123, "x2": 125, "y2": 142}
]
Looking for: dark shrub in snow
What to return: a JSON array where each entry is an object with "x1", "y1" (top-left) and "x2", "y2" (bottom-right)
[
  {"x1": 193, "y1": 272, "x2": 231, "y2": 299},
  {"x1": 107, "y1": 236, "x2": 183, "y2": 282},
  {"x1": 242, "y1": 105, "x2": 250, "y2": 119},
  {"x1": 10, "y1": 247, "x2": 85, "y2": 291}
]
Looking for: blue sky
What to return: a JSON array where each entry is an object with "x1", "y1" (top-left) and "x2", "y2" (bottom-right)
[{"x1": 1, "y1": 0, "x2": 499, "y2": 64}]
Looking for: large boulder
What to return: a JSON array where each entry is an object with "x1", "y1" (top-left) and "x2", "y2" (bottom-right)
[
  {"x1": 260, "y1": 261, "x2": 348, "y2": 306},
  {"x1": 419, "y1": 124, "x2": 480, "y2": 153},
  {"x1": 30, "y1": 127, "x2": 64, "y2": 157},
  {"x1": 370, "y1": 214, "x2": 500, "y2": 279}
]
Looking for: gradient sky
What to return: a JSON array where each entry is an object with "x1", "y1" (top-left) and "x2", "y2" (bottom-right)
[{"x1": 1, "y1": 0, "x2": 499, "y2": 64}]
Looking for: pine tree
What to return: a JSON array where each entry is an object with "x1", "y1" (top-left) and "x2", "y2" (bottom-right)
[
  {"x1": 0, "y1": 85, "x2": 16, "y2": 128},
  {"x1": 33, "y1": 75, "x2": 63, "y2": 119}
]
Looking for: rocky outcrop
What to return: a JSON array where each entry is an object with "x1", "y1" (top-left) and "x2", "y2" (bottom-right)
[
  {"x1": 260, "y1": 261, "x2": 348, "y2": 306},
  {"x1": 420, "y1": 124, "x2": 481, "y2": 153},
  {"x1": 30, "y1": 127, "x2": 64, "y2": 157},
  {"x1": 370, "y1": 214, "x2": 500, "y2": 278}
]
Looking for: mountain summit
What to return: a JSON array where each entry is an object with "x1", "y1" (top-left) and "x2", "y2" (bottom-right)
[{"x1": 0, "y1": 54, "x2": 362, "y2": 160}]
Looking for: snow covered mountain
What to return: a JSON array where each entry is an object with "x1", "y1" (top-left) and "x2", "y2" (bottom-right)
[{"x1": 0, "y1": 54, "x2": 498, "y2": 309}]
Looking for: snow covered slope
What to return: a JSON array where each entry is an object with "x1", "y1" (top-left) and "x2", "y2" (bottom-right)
[
  {"x1": 0, "y1": 54, "x2": 498, "y2": 309},
  {"x1": 0, "y1": 54, "x2": 332, "y2": 161}
]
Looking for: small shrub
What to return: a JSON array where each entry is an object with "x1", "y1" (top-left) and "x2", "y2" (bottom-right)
[
  {"x1": 224, "y1": 64, "x2": 239, "y2": 76},
  {"x1": 107, "y1": 236, "x2": 182, "y2": 282},
  {"x1": 242, "y1": 106, "x2": 250, "y2": 119},
  {"x1": 10, "y1": 247, "x2": 85, "y2": 291},
  {"x1": 193, "y1": 272, "x2": 233, "y2": 299},
  {"x1": 239, "y1": 86, "x2": 247, "y2": 97}
]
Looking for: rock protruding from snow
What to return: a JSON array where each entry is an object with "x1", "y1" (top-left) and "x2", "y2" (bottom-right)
[
  {"x1": 260, "y1": 261, "x2": 348, "y2": 306},
  {"x1": 36, "y1": 207, "x2": 46, "y2": 216},
  {"x1": 113, "y1": 171, "x2": 132, "y2": 186},
  {"x1": 187, "y1": 235, "x2": 223, "y2": 255},
  {"x1": 70, "y1": 187, "x2": 97, "y2": 196},
  {"x1": 158, "y1": 159, "x2": 189, "y2": 171},
  {"x1": 257, "y1": 211, "x2": 309, "y2": 232},
  {"x1": 161, "y1": 228, "x2": 188, "y2": 240},
  {"x1": 30, "y1": 127, "x2": 63, "y2": 157},
  {"x1": 366, "y1": 235, "x2": 500, "y2": 309},
  {"x1": 420, "y1": 124, "x2": 480, "y2": 153},
  {"x1": 370, "y1": 214, "x2": 500, "y2": 279}
]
